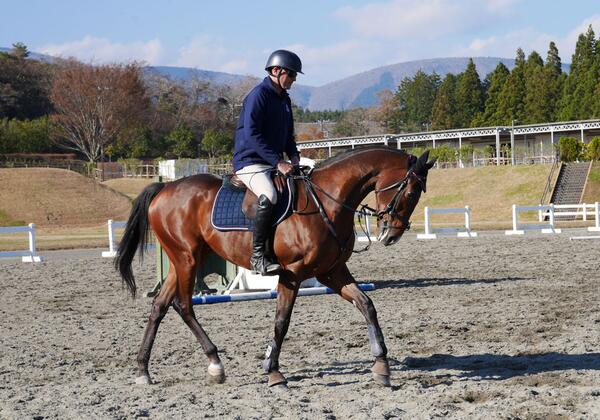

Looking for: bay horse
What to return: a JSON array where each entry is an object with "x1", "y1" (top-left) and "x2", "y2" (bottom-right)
[{"x1": 115, "y1": 146, "x2": 436, "y2": 389}]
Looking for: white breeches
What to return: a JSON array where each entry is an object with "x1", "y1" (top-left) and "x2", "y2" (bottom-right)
[{"x1": 235, "y1": 164, "x2": 278, "y2": 204}]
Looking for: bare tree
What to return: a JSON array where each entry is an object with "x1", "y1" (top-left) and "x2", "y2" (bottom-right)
[{"x1": 50, "y1": 60, "x2": 149, "y2": 162}]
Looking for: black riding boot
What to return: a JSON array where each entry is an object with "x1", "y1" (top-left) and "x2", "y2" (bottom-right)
[{"x1": 250, "y1": 195, "x2": 282, "y2": 275}]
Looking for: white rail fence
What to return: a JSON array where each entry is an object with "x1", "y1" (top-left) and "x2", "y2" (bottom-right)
[
  {"x1": 505, "y1": 204, "x2": 561, "y2": 235},
  {"x1": 101, "y1": 219, "x2": 127, "y2": 257},
  {"x1": 541, "y1": 202, "x2": 600, "y2": 232},
  {"x1": 0, "y1": 223, "x2": 44, "y2": 262},
  {"x1": 417, "y1": 206, "x2": 477, "y2": 239}
]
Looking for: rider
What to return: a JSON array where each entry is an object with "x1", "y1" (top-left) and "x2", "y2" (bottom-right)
[{"x1": 232, "y1": 49, "x2": 302, "y2": 276}]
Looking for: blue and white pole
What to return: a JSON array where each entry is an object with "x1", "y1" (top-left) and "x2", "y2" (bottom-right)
[{"x1": 192, "y1": 283, "x2": 375, "y2": 305}]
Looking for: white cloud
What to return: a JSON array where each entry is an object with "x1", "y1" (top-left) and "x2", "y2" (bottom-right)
[
  {"x1": 38, "y1": 36, "x2": 165, "y2": 65},
  {"x1": 174, "y1": 36, "x2": 251, "y2": 74},
  {"x1": 285, "y1": 40, "x2": 385, "y2": 84},
  {"x1": 333, "y1": 0, "x2": 519, "y2": 39},
  {"x1": 455, "y1": 16, "x2": 600, "y2": 62}
]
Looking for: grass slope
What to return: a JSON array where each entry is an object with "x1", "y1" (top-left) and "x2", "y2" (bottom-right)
[
  {"x1": 102, "y1": 178, "x2": 153, "y2": 200},
  {"x1": 0, "y1": 168, "x2": 131, "y2": 227},
  {"x1": 365, "y1": 164, "x2": 556, "y2": 229},
  {"x1": 582, "y1": 162, "x2": 600, "y2": 204}
]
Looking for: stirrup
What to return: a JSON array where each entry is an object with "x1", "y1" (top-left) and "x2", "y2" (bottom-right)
[{"x1": 251, "y1": 257, "x2": 282, "y2": 276}]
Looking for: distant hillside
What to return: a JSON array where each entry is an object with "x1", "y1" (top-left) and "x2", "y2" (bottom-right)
[
  {"x1": 306, "y1": 57, "x2": 518, "y2": 110},
  {"x1": 0, "y1": 47, "x2": 56, "y2": 62},
  {"x1": 147, "y1": 58, "x2": 519, "y2": 110},
  {"x1": 0, "y1": 168, "x2": 131, "y2": 226},
  {"x1": 1, "y1": 47, "x2": 570, "y2": 111},
  {"x1": 144, "y1": 65, "x2": 317, "y2": 108}
]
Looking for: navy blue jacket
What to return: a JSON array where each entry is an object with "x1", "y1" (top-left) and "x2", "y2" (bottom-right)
[{"x1": 232, "y1": 77, "x2": 299, "y2": 172}]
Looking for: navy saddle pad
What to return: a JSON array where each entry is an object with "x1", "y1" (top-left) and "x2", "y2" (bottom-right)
[{"x1": 211, "y1": 178, "x2": 293, "y2": 231}]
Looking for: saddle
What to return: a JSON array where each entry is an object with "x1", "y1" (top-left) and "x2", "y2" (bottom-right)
[{"x1": 211, "y1": 173, "x2": 295, "y2": 231}]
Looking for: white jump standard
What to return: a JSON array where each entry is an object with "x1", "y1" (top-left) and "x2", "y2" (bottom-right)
[
  {"x1": 417, "y1": 206, "x2": 477, "y2": 239},
  {"x1": 505, "y1": 204, "x2": 562, "y2": 235},
  {"x1": 0, "y1": 223, "x2": 44, "y2": 262},
  {"x1": 102, "y1": 219, "x2": 127, "y2": 257}
]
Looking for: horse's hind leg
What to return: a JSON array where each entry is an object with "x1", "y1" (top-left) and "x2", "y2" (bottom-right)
[
  {"x1": 171, "y1": 252, "x2": 225, "y2": 383},
  {"x1": 136, "y1": 266, "x2": 177, "y2": 385},
  {"x1": 317, "y1": 264, "x2": 391, "y2": 387}
]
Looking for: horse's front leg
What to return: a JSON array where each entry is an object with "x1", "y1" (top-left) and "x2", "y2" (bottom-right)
[
  {"x1": 317, "y1": 264, "x2": 391, "y2": 387},
  {"x1": 263, "y1": 272, "x2": 299, "y2": 388}
]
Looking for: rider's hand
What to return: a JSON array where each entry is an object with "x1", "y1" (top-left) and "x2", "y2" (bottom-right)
[{"x1": 277, "y1": 161, "x2": 294, "y2": 176}]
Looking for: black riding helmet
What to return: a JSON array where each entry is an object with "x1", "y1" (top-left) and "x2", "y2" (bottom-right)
[{"x1": 265, "y1": 49, "x2": 303, "y2": 74}]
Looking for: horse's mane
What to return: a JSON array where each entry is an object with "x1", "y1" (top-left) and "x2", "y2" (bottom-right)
[{"x1": 313, "y1": 145, "x2": 409, "y2": 171}]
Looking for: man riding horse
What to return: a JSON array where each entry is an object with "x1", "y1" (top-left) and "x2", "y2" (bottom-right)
[{"x1": 232, "y1": 49, "x2": 302, "y2": 276}]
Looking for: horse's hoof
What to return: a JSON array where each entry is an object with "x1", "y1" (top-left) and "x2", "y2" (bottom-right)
[
  {"x1": 267, "y1": 371, "x2": 287, "y2": 388},
  {"x1": 372, "y1": 372, "x2": 391, "y2": 387},
  {"x1": 135, "y1": 375, "x2": 153, "y2": 385},
  {"x1": 207, "y1": 362, "x2": 226, "y2": 384}
]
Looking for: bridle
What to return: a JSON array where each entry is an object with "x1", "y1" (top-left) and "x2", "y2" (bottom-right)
[
  {"x1": 291, "y1": 161, "x2": 426, "y2": 254},
  {"x1": 361, "y1": 167, "x2": 427, "y2": 232}
]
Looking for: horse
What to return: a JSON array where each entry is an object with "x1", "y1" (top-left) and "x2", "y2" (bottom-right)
[{"x1": 115, "y1": 146, "x2": 436, "y2": 389}]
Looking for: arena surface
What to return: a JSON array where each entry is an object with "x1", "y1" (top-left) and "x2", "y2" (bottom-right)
[{"x1": 1, "y1": 232, "x2": 599, "y2": 418}]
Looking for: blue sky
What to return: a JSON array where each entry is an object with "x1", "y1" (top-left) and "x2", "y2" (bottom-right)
[{"x1": 2, "y1": 0, "x2": 599, "y2": 86}]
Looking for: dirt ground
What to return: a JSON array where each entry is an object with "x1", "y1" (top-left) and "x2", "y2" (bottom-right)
[{"x1": 0, "y1": 231, "x2": 599, "y2": 419}]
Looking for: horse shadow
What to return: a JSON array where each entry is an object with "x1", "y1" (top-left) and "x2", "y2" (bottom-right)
[
  {"x1": 401, "y1": 352, "x2": 600, "y2": 381},
  {"x1": 374, "y1": 276, "x2": 531, "y2": 289},
  {"x1": 286, "y1": 352, "x2": 600, "y2": 387}
]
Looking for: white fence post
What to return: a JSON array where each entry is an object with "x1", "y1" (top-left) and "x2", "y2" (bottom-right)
[
  {"x1": 0, "y1": 224, "x2": 44, "y2": 262},
  {"x1": 505, "y1": 204, "x2": 562, "y2": 235},
  {"x1": 417, "y1": 206, "x2": 477, "y2": 239},
  {"x1": 102, "y1": 219, "x2": 128, "y2": 257},
  {"x1": 589, "y1": 202, "x2": 600, "y2": 232}
]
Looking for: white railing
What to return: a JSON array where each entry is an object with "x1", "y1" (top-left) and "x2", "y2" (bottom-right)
[
  {"x1": 541, "y1": 202, "x2": 598, "y2": 222},
  {"x1": 505, "y1": 204, "x2": 561, "y2": 235},
  {"x1": 101, "y1": 219, "x2": 127, "y2": 257},
  {"x1": 0, "y1": 223, "x2": 44, "y2": 262},
  {"x1": 417, "y1": 206, "x2": 477, "y2": 239}
]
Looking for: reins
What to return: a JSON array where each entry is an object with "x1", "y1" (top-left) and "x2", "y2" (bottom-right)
[{"x1": 290, "y1": 164, "x2": 421, "y2": 255}]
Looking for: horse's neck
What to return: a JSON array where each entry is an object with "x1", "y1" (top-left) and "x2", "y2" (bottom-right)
[{"x1": 311, "y1": 157, "x2": 381, "y2": 215}]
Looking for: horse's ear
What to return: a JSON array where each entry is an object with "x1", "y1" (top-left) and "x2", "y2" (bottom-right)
[
  {"x1": 426, "y1": 157, "x2": 437, "y2": 170},
  {"x1": 413, "y1": 151, "x2": 430, "y2": 174}
]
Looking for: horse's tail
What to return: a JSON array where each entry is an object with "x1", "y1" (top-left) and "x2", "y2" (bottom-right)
[{"x1": 115, "y1": 182, "x2": 165, "y2": 298}]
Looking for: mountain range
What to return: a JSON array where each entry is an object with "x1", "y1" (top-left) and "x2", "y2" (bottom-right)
[
  {"x1": 148, "y1": 57, "x2": 520, "y2": 111},
  {"x1": 1, "y1": 47, "x2": 569, "y2": 111}
]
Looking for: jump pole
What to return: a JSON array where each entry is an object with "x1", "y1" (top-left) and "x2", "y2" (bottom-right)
[{"x1": 192, "y1": 283, "x2": 375, "y2": 305}]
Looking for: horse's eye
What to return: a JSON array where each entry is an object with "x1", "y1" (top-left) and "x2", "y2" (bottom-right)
[{"x1": 407, "y1": 191, "x2": 416, "y2": 199}]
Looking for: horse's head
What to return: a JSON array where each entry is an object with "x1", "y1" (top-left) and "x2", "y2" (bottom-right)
[{"x1": 374, "y1": 151, "x2": 436, "y2": 246}]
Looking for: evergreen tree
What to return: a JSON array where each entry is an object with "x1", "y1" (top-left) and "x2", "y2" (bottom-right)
[
  {"x1": 479, "y1": 63, "x2": 510, "y2": 125},
  {"x1": 454, "y1": 58, "x2": 483, "y2": 127},
  {"x1": 544, "y1": 42, "x2": 565, "y2": 121},
  {"x1": 0, "y1": 43, "x2": 52, "y2": 119},
  {"x1": 431, "y1": 74, "x2": 458, "y2": 130},
  {"x1": 496, "y1": 48, "x2": 526, "y2": 124},
  {"x1": 523, "y1": 50, "x2": 551, "y2": 123},
  {"x1": 545, "y1": 41, "x2": 562, "y2": 77},
  {"x1": 559, "y1": 25, "x2": 597, "y2": 120},
  {"x1": 393, "y1": 70, "x2": 440, "y2": 131}
]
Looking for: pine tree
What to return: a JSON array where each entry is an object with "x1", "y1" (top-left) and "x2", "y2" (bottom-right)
[
  {"x1": 431, "y1": 74, "x2": 458, "y2": 129},
  {"x1": 480, "y1": 63, "x2": 510, "y2": 125},
  {"x1": 496, "y1": 48, "x2": 526, "y2": 124},
  {"x1": 393, "y1": 70, "x2": 440, "y2": 131},
  {"x1": 559, "y1": 25, "x2": 597, "y2": 120},
  {"x1": 544, "y1": 41, "x2": 564, "y2": 121},
  {"x1": 454, "y1": 58, "x2": 483, "y2": 127},
  {"x1": 523, "y1": 51, "x2": 550, "y2": 123}
]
